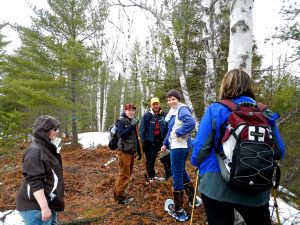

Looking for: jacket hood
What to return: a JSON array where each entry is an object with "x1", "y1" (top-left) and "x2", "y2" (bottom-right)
[{"x1": 33, "y1": 115, "x2": 61, "y2": 141}]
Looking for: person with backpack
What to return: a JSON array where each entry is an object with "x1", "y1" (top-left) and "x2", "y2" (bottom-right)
[
  {"x1": 161, "y1": 89, "x2": 201, "y2": 222},
  {"x1": 113, "y1": 103, "x2": 142, "y2": 205},
  {"x1": 191, "y1": 69, "x2": 285, "y2": 225},
  {"x1": 16, "y1": 115, "x2": 64, "y2": 225},
  {"x1": 139, "y1": 97, "x2": 171, "y2": 181}
]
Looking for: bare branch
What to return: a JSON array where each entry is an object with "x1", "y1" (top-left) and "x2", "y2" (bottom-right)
[{"x1": 277, "y1": 108, "x2": 300, "y2": 126}]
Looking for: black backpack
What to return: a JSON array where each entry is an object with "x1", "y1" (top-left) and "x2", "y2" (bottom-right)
[
  {"x1": 108, "y1": 116, "x2": 126, "y2": 150},
  {"x1": 216, "y1": 100, "x2": 280, "y2": 193}
]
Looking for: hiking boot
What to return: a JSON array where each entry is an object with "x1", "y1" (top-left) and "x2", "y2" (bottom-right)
[
  {"x1": 164, "y1": 171, "x2": 171, "y2": 180},
  {"x1": 117, "y1": 196, "x2": 134, "y2": 205},
  {"x1": 167, "y1": 200, "x2": 189, "y2": 222},
  {"x1": 174, "y1": 208, "x2": 189, "y2": 222},
  {"x1": 184, "y1": 181, "x2": 202, "y2": 208},
  {"x1": 172, "y1": 190, "x2": 189, "y2": 222}
]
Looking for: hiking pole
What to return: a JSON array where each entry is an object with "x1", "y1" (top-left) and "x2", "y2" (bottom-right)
[
  {"x1": 190, "y1": 170, "x2": 199, "y2": 225},
  {"x1": 135, "y1": 126, "x2": 150, "y2": 182},
  {"x1": 272, "y1": 187, "x2": 281, "y2": 225},
  {"x1": 272, "y1": 163, "x2": 281, "y2": 225}
]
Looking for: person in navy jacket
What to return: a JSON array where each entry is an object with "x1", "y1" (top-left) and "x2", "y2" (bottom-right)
[
  {"x1": 191, "y1": 69, "x2": 285, "y2": 225},
  {"x1": 161, "y1": 89, "x2": 199, "y2": 222}
]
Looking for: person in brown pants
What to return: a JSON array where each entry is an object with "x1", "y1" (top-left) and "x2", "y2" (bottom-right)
[{"x1": 113, "y1": 103, "x2": 142, "y2": 205}]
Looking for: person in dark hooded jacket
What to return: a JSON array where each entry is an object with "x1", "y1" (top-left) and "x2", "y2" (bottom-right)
[{"x1": 17, "y1": 115, "x2": 64, "y2": 225}]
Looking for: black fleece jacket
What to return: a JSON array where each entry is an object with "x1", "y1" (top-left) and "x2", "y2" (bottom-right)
[{"x1": 16, "y1": 116, "x2": 64, "y2": 212}]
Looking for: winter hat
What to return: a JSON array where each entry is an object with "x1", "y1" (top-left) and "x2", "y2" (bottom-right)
[
  {"x1": 150, "y1": 97, "x2": 160, "y2": 105},
  {"x1": 124, "y1": 103, "x2": 136, "y2": 110},
  {"x1": 166, "y1": 89, "x2": 181, "y2": 101}
]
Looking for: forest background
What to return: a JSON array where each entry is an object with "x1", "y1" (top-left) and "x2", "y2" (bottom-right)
[{"x1": 0, "y1": 0, "x2": 299, "y2": 202}]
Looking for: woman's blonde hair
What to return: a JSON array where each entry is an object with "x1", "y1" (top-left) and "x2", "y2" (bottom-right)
[{"x1": 219, "y1": 69, "x2": 255, "y2": 100}]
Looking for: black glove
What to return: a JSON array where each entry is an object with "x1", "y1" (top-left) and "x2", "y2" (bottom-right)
[
  {"x1": 131, "y1": 118, "x2": 139, "y2": 126},
  {"x1": 137, "y1": 151, "x2": 142, "y2": 160}
]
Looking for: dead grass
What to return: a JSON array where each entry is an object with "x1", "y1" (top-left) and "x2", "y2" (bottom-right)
[{"x1": 0, "y1": 143, "x2": 207, "y2": 224}]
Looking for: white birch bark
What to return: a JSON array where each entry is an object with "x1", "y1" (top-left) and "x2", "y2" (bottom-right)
[
  {"x1": 101, "y1": 81, "x2": 110, "y2": 131},
  {"x1": 200, "y1": 0, "x2": 225, "y2": 107},
  {"x1": 95, "y1": 37, "x2": 103, "y2": 132},
  {"x1": 137, "y1": 68, "x2": 145, "y2": 114},
  {"x1": 119, "y1": 81, "x2": 126, "y2": 116},
  {"x1": 228, "y1": 0, "x2": 253, "y2": 75},
  {"x1": 96, "y1": 80, "x2": 102, "y2": 132},
  {"x1": 228, "y1": 3, "x2": 253, "y2": 225}
]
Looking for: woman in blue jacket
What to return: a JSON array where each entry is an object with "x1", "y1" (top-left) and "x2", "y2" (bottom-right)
[
  {"x1": 161, "y1": 89, "x2": 200, "y2": 222},
  {"x1": 191, "y1": 69, "x2": 285, "y2": 225}
]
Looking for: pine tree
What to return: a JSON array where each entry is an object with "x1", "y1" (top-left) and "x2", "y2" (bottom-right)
[{"x1": 0, "y1": 0, "x2": 108, "y2": 144}]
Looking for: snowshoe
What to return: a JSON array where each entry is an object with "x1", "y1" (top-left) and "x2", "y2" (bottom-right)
[
  {"x1": 154, "y1": 176, "x2": 166, "y2": 182},
  {"x1": 164, "y1": 199, "x2": 189, "y2": 222},
  {"x1": 117, "y1": 197, "x2": 134, "y2": 205},
  {"x1": 189, "y1": 196, "x2": 202, "y2": 208},
  {"x1": 144, "y1": 176, "x2": 155, "y2": 185}
]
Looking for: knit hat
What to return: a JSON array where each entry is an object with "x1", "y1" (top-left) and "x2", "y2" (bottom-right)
[
  {"x1": 150, "y1": 97, "x2": 160, "y2": 105},
  {"x1": 166, "y1": 89, "x2": 181, "y2": 101},
  {"x1": 124, "y1": 103, "x2": 136, "y2": 110}
]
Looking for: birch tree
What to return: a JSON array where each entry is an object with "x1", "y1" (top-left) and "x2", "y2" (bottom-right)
[
  {"x1": 228, "y1": 0, "x2": 253, "y2": 75},
  {"x1": 228, "y1": 2, "x2": 254, "y2": 223},
  {"x1": 199, "y1": 0, "x2": 228, "y2": 106},
  {"x1": 115, "y1": 0, "x2": 198, "y2": 122}
]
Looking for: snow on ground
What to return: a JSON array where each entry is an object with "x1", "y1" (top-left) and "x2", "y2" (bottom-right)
[
  {"x1": 270, "y1": 197, "x2": 300, "y2": 224},
  {"x1": 0, "y1": 210, "x2": 23, "y2": 225},
  {"x1": 1, "y1": 132, "x2": 299, "y2": 224},
  {"x1": 78, "y1": 132, "x2": 109, "y2": 149}
]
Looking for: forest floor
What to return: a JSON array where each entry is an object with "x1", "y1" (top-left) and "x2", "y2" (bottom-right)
[{"x1": 0, "y1": 143, "x2": 207, "y2": 225}]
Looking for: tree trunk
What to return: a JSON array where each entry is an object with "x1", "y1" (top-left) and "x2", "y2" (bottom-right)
[
  {"x1": 101, "y1": 81, "x2": 110, "y2": 131},
  {"x1": 119, "y1": 82, "x2": 125, "y2": 116},
  {"x1": 201, "y1": 0, "x2": 224, "y2": 106},
  {"x1": 96, "y1": 77, "x2": 102, "y2": 132},
  {"x1": 228, "y1": 0, "x2": 253, "y2": 74},
  {"x1": 71, "y1": 72, "x2": 78, "y2": 144}
]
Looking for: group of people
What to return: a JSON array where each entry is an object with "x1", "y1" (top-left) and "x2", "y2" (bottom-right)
[{"x1": 16, "y1": 69, "x2": 285, "y2": 225}]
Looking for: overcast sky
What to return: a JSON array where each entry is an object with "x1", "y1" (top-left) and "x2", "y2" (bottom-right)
[{"x1": 0, "y1": 0, "x2": 297, "y2": 74}]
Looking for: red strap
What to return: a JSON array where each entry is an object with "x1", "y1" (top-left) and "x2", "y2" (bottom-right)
[
  {"x1": 256, "y1": 102, "x2": 267, "y2": 112},
  {"x1": 217, "y1": 100, "x2": 267, "y2": 112},
  {"x1": 217, "y1": 100, "x2": 238, "y2": 111}
]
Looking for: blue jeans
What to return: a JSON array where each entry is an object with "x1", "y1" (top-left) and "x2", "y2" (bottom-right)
[
  {"x1": 19, "y1": 210, "x2": 57, "y2": 225},
  {"x1": 170, "y1": 148, "x2": 191, "y2": 191}
]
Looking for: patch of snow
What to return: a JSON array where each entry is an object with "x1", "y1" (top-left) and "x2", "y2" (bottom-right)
[
  {"x1": 78, "y1": 132, "x2": 109, "y2": 150},
  {"x1": 270, "y1": 197, "x2": 300, "y2": 224},
  {"x1": 0, "y1": 210, "x2": 23, "y2": 225},
  {"x1": 278, "y1": 186, "x2": 298, "y2": 198}
]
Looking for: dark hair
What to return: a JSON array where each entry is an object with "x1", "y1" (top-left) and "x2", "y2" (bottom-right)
[
  {"x1": 219, "y1": 69, "x2": 256, "y2": 100},
  {"x1": 124, "y1": 103, "x2": 136, "y2": 110},
  {"x1": 166, "y1": 89, "x2": 181, "y2": 101}
]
